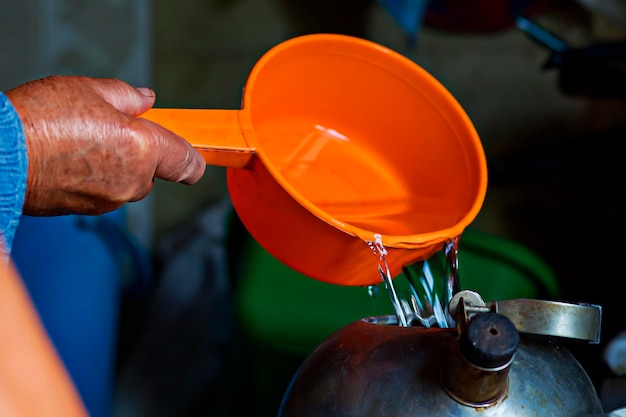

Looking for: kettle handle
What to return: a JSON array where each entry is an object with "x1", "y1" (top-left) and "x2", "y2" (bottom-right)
[
  {"x1": 493, "y1": 299, "x2": 602, "y2": 344},
  {"x1": 448, "y1": 291, "x2": 602, "y2": 344}
]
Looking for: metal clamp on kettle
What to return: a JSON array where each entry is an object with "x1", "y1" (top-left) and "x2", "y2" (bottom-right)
[{"x1": 278, "y1": 291, "x2": 604, "y2": 416}]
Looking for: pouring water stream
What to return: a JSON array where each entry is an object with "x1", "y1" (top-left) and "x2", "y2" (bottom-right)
[{"x1": 368, "y1": 234, "x2": 460, "y2": 328}]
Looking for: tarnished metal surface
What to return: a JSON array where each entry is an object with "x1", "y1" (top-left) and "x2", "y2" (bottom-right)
[
  {"x1": 448, "y1": 292, "x2": 602, "y2": 344},
  {"x1": 494, "y1": 299, "x2": 602, "y2": 344},
  {"x1": 278, "y1": 318, "x2": 603, "y2": 417}
]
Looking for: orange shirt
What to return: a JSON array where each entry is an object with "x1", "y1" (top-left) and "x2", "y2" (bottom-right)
[{"x1": 0, "y1": 260, "x2": 87, "y2": 417}]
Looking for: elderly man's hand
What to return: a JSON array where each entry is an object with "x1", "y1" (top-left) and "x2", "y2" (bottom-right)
[{"x1": 6, "y1": 75, "x2": 206, "y2": 216}]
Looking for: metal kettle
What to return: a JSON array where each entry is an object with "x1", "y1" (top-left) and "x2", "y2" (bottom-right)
[{"x1": 278, "y1": 291, "x2": 604, "y2": 417}]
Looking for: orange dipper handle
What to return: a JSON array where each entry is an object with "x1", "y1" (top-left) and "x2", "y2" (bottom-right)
[{"x1": 141, "y1": 108, "x2": 255, "y2": 168}]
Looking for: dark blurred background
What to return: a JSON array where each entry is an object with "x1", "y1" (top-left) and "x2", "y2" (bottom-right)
[{"x1": 2, "y1": 0, "x2": 626, "y2": 416}]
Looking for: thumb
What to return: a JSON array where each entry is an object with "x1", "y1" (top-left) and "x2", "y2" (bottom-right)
[{"x1": 89, "y1": 77, "x2": 156, "y2": 116}]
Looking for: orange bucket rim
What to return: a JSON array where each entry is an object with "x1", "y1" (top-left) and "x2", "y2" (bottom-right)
[{"x1": 242, "y1": 33, "x2": 488, "y2": 248}]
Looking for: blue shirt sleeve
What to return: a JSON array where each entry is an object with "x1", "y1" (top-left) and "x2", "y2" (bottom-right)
[{"x1": 0, "y1": 91, "x2": 28, "y2": 262}]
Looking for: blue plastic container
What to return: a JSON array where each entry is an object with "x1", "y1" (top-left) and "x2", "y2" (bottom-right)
[{"x1": 10, "y1": 209, "x2": 151, "y2": 417}]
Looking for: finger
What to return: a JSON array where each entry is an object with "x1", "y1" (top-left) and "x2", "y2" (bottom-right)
[
  {"x1": 140, "y1": 119, "x2": 206, "y2": 184},
  {"x1": 88, "y1": 77, "x2": 156, "y2": 116}
]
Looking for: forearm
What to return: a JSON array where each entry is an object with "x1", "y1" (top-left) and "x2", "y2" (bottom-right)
[{"x1": 0, "y1": 92, "x2": 28, "y2": 262}]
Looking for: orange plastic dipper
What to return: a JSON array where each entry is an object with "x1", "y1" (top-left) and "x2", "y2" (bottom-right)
[{"x1": 143, "y1": 34, "x2": 487, "y2": 286}]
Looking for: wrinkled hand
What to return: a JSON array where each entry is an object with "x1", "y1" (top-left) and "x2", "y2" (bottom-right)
[{"x1": 6, "y1": 75, "x2": 206, "y2": 216}]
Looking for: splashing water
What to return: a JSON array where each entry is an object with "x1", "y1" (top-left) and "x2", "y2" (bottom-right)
[{"x1": 368, "y1": 234, "x2": 460, "y2": 328}]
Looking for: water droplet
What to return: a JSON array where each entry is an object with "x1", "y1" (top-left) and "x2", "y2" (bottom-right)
[{"x1": 367, "y1": 284, "x2": 380, "y2": 298}]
